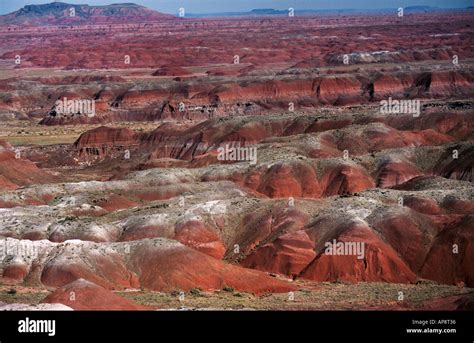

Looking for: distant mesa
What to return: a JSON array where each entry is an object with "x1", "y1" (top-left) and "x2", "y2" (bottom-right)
[
  {"x1": 187, "y1": 6, "x2": 450, "y2": 18},
  {"x1": 249, "y1": 9, "x2": 289, "y2": 15},
  {"x1": 404, "y1": 6, "x2": 437, "y2": 13},
  {"x1": 0, "y1": 2, "x2": 175, "y2": 26}
]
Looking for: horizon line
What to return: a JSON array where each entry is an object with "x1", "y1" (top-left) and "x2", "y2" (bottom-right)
[{"x1": 1, "y1": 2, "x2": 473, "y2": 16}]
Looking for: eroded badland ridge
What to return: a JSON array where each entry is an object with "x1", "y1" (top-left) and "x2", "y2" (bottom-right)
[{"x1": 0, "y1": 3, "x2": 472, "y2": 310}]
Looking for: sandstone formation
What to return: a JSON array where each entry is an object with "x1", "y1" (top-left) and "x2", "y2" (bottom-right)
[
  {"x1": 0, "y1": 6, "x2": 472, "y2": 310},
  {"x1": 42, "y1": 279, "x2": 147, "y2": 310}
]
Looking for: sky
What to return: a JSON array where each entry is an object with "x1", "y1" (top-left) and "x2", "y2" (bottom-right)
[{"x1": 0, "y1": 0, "x2": 472, "y2": 15}]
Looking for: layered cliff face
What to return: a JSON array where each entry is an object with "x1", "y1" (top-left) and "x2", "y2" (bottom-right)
[
  {"x1": 74, "y1": 126, "x2": 138, "y2": 157},
  {"x1": 5, "y1": 69, "x2": 473, "y2": 125},
  {"x1": 1, "y1": 11, "x2": 473, "y2": 125}
]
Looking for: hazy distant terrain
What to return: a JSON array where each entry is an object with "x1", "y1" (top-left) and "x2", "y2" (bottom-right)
[{"x1": 0, "y1": 2, "x2": 472, "y2": 311}]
